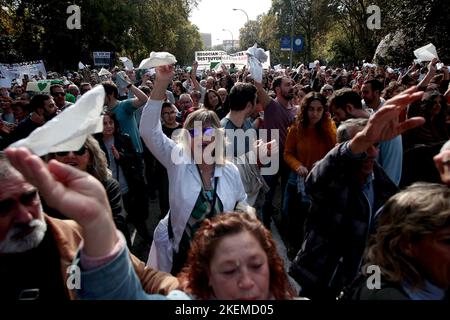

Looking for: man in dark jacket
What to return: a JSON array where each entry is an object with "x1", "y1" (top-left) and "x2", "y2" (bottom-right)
[
  {"x1": 6, "y1": 94, "x2": 58, "y2": 145},
  {"x1": 0, "y1": 151, "x2": 178, "y2": 300},
  {"x1": 289, "y1": 86, "x2": 426, "y2": 299}
]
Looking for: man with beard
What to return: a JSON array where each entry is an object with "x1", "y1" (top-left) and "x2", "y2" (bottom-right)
[
  {"x1": 328, "y1": 88, "x2": 370, "y2": 126},
  {"x1": 6, "y1": 94, "x2": 58, "y2": 146},
  {"x1": 255, "y1": 76, "x2": 296, "y2": 228},
  {"x1": 0, "y1": 151, "x2": 178, "y2": 300},
  {"x1": 289, "y1": 86, "x2": 426, "y2": 300},
  {"x1": 361, "y1": 80, "x2": 403, "y2": 185}
]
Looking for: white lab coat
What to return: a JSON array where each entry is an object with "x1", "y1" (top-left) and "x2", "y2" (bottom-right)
[{"x1": 140, "y1": 99, "x2": 248, "y2": 272}]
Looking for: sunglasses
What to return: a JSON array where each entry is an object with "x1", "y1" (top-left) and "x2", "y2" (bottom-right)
[
  {"x1": 188, "y1": 127, "x2": 215, "y2": 138},
  {"x1": 0, "y1": 189, "x2": 38, "y2": 216},
  {"x1": 51, "y1": 92, "x2": 66, "y2": 97},
  {"x1": 55, "y1": 146, "x2": 87, "y2": 157}
]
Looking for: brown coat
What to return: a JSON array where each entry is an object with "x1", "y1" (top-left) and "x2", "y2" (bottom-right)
[{"x1": 46, "y1": 215, "x2": 179, "y2": 299}]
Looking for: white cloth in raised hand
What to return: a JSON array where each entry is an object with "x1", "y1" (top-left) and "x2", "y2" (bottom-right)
[
  {"x1": 10, "y1": 85, "x2": 105, "y2": 156},
  {"x1": 138, "y1": 52, "x2": 177, "y2": 69},
  {"x1": 246, "y1": 44, "x2": 267, "y2": 83},
  {"x1": 414, "y1": 43, "x2": 439, "y2": 62},
  {"x1": 98, "y1": 68, "x2": 112, "y2": 76}
]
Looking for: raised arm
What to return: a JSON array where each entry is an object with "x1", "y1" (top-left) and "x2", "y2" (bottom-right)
[
  {"x1": 417, "y1": 58, "x2": 438, "y2": 89},
  {"x1": 139, "y1": 65, "x2": 179, "y2": 168},
  {"x1": 128, "y1": 83, "x2": 149, "y2": 108},
  {"x1": 190, "y1": 61, "x2": 201, "y2": 92},
  {"x1": 254, "y1": 79, "x2": 272, "y2": 110},
  {"x1": 349, "y1": 85, "x2": 425, "y2": 154}
]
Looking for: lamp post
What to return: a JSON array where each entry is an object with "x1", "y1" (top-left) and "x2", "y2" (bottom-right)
[
  {"x1": 222, "y1": 29, "x2": 234, "y2": 52},
  {"x1": 289, "y1": 0, "x2": 295, "y2": 68},
  {"x1": 232, "y1": 8, "x2": 250, "y2": 24}
]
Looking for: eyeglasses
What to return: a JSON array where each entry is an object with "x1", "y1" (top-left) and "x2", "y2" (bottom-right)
[
  {"x1": 51, "y1": 92, "x2": 66, "y2": 97},
  {"x1": 188, "y1": 127, "x2": 215, "y2": 138},
  {"x1": 0, "y1": 189, "x2": 38, "y2": 216},
  {"x1": 55, "y1": 146, "x2": 87, "y2": 157}
]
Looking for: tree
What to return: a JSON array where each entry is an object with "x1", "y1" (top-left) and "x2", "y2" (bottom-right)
[
  {"x1": 239, "y1": 20, "x2": 261, "y2": 51},
  {"x1": 379, "y1": 0, "x2": 450, "y2": 65},
  {"x1": 0, "y1": 0, "x2": 202, "y2": 70}
]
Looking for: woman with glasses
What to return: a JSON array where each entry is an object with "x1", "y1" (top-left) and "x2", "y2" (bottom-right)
[
  {"x1": 46, "y1": 136, "x2": 131, "y2": 246},
  {"x1": 140, "y1": 65, "x2": 251, "y2": 276}
]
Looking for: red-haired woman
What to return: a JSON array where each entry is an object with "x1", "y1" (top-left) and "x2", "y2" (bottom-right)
[{"x1": 177, "y1": 212, "x2": 296, "y2": 299}]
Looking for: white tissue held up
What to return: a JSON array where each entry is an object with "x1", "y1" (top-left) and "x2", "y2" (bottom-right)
[
  {"x1": 138, "y1": 52, "x2": 177, "y2": 69},
  {"x1": 98, "y1": 67, "x2": 112, "y2": 76},
  {"x1": 119, "y1": 57, "x2": 134, "y2": 71},
  {"x1": 414, "y1": 43, "x2": 439, "y2": 62},
  {"x1": 10, "y1": 85, "x2": 105, "y2": 156},
  {"x1": 115, "y1": 71, "x2": 129, "y2": 89},
  {"x1": 246, "y1": 44, "x2": 268, "y2": 83},
  {"x1": 246, "y1": 43, "x2": 268, "y2": 63}
]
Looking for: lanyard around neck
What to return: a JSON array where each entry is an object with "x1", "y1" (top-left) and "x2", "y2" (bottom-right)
[{"x1": 196, "y1": 164, "x2": 219, "y2": 217}]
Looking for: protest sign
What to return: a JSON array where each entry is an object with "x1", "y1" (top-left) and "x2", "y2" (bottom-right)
[
  {"x1": 194, "y1": 50, "x2": 271, "y2": 71},
  {"x1": 0, "y1": 60, "x2": 47, "y2": 81},
  {"x1": 93, "y1": 52, "x2": 111, "y2": 66},
  {"x1": 25, "y1": 79, "x2": 64, "y2": 93},
  {"x1": 194, "y1": 51, "x2": 227, "y2": 70}
]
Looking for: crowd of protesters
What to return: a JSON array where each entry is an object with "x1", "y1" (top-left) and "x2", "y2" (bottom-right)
[{"x1": 1, "y1": 51, "x2": 450, "y2": 301}]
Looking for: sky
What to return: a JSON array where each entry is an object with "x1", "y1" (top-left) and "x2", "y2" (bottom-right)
[{"x1": 189, "y1": 0, "x2": 273, "y2": 47}]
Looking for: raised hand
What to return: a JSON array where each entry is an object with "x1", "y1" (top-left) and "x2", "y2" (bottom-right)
[
  {"x1": 428, "y1": 58, "x2": 438, "y2": 75},
  {"x1": 151, "y1": 65, "x2": 175, "y2": 101},
  {"x1": 4, "y1": 147, "x2": 117, "y2": 257},
  {"x1": 350, "y1": 86, "x2": 425, "y2": 154}
]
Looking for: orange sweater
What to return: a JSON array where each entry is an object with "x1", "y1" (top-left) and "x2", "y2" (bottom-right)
[{"x1": 283, "y1": 121, "x2": 336, "y2": 172}]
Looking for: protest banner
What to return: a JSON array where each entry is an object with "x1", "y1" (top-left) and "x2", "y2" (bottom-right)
[
  {"x1": 0, "y1": 60, "x2": 47, "y2": 82},
  {"x1": 93, "y1": 52, "x2": 111, "y2": 66},
  {"x1": 194, "y1": 51, "x2": 227, "y2": 70},
  {"x1": 194, "y1": 50, "x2": 271, "y2": 71}
]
